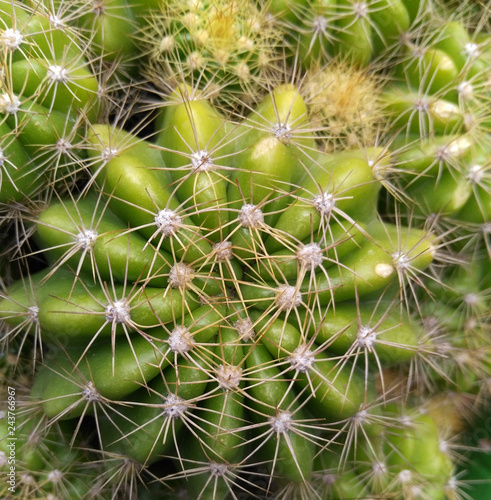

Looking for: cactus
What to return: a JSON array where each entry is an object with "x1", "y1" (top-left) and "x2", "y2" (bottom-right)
[{"x1": 1, "y1": 1, "x2": 491, "y2": 499}]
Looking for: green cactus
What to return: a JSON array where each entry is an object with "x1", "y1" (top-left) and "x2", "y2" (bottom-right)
[{"x1": 1, "y1": 0, "x2": 490, "y2": 499}]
